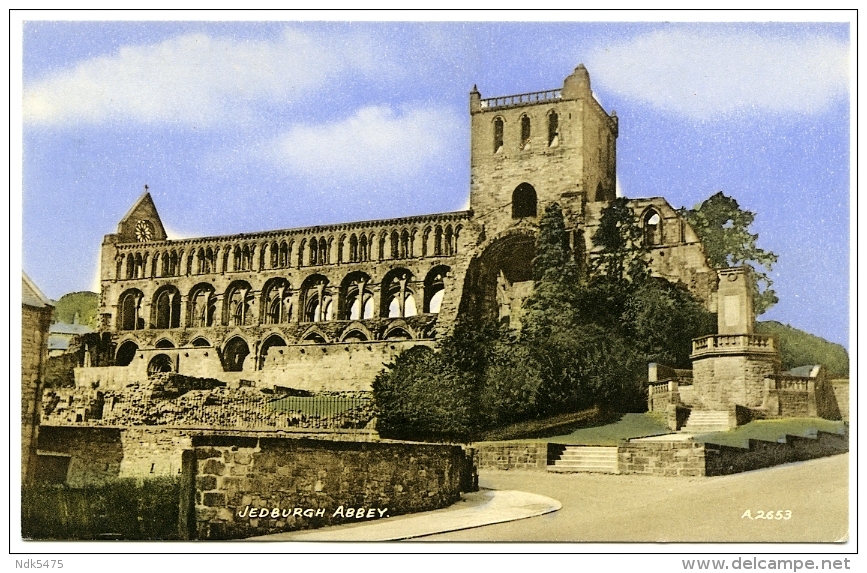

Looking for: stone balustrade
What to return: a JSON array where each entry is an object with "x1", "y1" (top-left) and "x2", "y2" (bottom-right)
[{"x1": 690, "y1": 333, "x2": 778, "y2": 358}]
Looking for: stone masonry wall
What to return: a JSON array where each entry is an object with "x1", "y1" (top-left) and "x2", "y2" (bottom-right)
[
  {"x1": 692, "y1": 354, "x2": 779, "y2": 410},
  {"x1": 36, "y1": 425, "x2": 191, "y2": 487},
  {"x1": 192, "y1": 436, "x2": 475, "y2": 539},
  {"x1": 473, "y1": 441, "x2": 551, "y2": 471},
  {"x1": 704, "y1": 431, "x2": 848, "y2": 476},
  {"x1": 618, "y1": 441, "x2": 706, "y2": 477},
  {"x1": 22, "y1": 303, "x2": 53, "y2": 484}
]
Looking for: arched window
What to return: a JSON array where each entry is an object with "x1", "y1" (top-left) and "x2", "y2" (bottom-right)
[
  {"x1": 225, "y1": 282, "x2": 252, "y2": 326},
  {"x1": 644, "y1": 210, "x2": 663, "y2": 246},
  {"x1": 400, "y1": 230, "x2": 410, "y2": 259},
  {"x1": 241, "y1": 245, "x2": 252, "y2": 270},
  {"x1": 512, "y1": 183, "x2": 537, "y2": 218},
  {"x1": 279, "y1": 241, "x2": 289, "y2": 268},
  {"x1": 424, "y1": 266, "x2": 449, "y2": 313},
  {"x1": 153, "y1": 287, "x2": 181, "y2": 329},
  {"x1": 341, "y1": 273, "x2": 374, "y2": 320},
  {"x1": 422, "y1": 227, "x2": 431, "y2": 257},
  {"x1": 298, "y1": 239, "x2": 306, "y2": 266},
  {"x1": 493, "y1": 117, "x2": 504, "y2": 153},
  {"x1": 390, "y1": 231, "x2": 399, "y2": 259},
  {"x1": 320, "y1": 238, "x2": 328, "y2": 265},
  {"x1": 117, "y1": 290, "x2": 143, "y2": 331},
  {"x1": 148, "y1": 354, "x2": 174, "y2": 375},
  {"x1": 434, "y1": 226, "x2": 443, "y2": 256},
  {"x1": 548, "y1": 111, "x2": 559, "y2": 146},
  {"x1": 360, "y1": 234, "x2": 369, "y2": 262},
  {"x1": 349, "y1": 234, "x2": 359, "y2": 262},
  {"x1": 191, "y1": 337, "x2": 211, "y2": 347},
  {"x1": 309, "y1": 239, "x2": 318, "y2": 267},
  {"x1": 155, "y1": 339, "x2": 175, "y2": 348},
  {"x1": 233, "y1": 246, "x2": 242, "y2": 271},
  {"x1": 520, "y1": 115, "x2": 531, "y2": 149},
  {"x1": 115, "y1": 340, "x2": 138, "y2": 366},
  {"x1": 444, "y1": 226, "x2": 454, "y2": 256},
  {"x1": 302, "y1": 276, "x2": 332, "y2": 323},
  {"x1": 189, "y1": 285, "x2": 216, "y2": 327},
  {"x1": 262, "y1": 279, "x2": 290, "y2": 324},
  {"x1": 259, "y1": 334, "x2": 287, "y2": 367},
  {"x1": 223, "y1": 337, "x2": 249, "y2": 372},
  {"x1": 382, "y1": 271, "x2": 416, "y2": 318}
]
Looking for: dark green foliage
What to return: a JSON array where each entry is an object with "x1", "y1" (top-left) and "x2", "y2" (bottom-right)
[
  {"x1": 374, "y1": 201, "x2": 713, "y2": 441},
  {"x1": 51, "y1": 291, "x2": 99, "y2": 328},
  {"x1": 756, "y1": 321, "x2": 849, "y2": 378},
  {"x1": 22, "y1": 477, "x2": 180, "y2": 540},
  {"x1": 373, "y1": 346, "x2": 477, "y2": 441},
  {"x1": 680, "y1": 192, "x2": 779, "y2": 314}
]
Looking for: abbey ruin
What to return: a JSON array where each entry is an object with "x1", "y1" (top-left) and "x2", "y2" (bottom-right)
[{"x1": 86, "y1": 65, "x2": 717, "y2": 393}]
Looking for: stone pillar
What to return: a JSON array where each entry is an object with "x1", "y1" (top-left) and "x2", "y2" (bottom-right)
[{"x1": 716, "y1": 266, "x2": 755, "y2": 335}]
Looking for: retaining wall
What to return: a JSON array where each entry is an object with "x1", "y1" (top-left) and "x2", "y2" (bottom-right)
[{"x1": 190, "y1": 436, "x2": 476, "y2": 539}]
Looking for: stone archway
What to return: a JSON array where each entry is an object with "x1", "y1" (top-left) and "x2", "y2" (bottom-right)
[{"x1": 461, "y1": 231, "x2": 536, "y2": 329}]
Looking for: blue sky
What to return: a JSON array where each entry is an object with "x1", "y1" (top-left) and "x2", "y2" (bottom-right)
[{"x1": 18, "y1": 19, "x2": 851, "y2": 347}]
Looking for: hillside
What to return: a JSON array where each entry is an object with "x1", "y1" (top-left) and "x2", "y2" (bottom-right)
[
  {"x1": 755, "y1": 321, "x2": 849, "y2": 378},
  {"x1": 51, "y1": 291, "x2": 99, "y2": 328}
]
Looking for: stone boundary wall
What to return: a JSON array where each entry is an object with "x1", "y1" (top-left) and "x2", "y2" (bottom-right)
[
  {"x1": 190, "y1": 436, "x2": 476, "y2": 539},
  {"x1": 704, "y1": 430, "x2": 848, "y2": 476},
  {"x1": 618, "y1": 441, "x2": 706, "y2": 477},
  {"x1": 472, "y1": 441, "x2": 554, "y2": 471},
  {"x1": 475, "y1": 431, "x2": 847, "y2": 477},
  {"x1": 36, "y1": 425, "x2": 379, "y2": 487}
]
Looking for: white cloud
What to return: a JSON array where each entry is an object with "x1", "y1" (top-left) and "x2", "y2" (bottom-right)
[
  {"x1": 587, "y1": 29, "x2": 849, "y2": 119},
  {"x1": 24, "y1": 30, "x2": 381, "y2": 127},
  {"x1": 268, "y1": 105, "x2": 462, "y2": 184}
]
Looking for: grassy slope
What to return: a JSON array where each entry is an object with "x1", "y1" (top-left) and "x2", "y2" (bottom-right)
[
  {"x1": 482, "y1": 412, "x2": 671, "y2": 445},
  {"x1": 693, "y1": 418, "x2": 847, "y2": 448},
  {"x1": 756, "y1": 320, "x2": 849, "y2": 378}
]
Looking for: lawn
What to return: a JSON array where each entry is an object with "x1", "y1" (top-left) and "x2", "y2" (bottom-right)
[
  {"x1": 693, "y1": 418, "x2": 847, "y2": 448},
  {"x1": 541, "y1": 412, "x2": 671, "y2": 445}
]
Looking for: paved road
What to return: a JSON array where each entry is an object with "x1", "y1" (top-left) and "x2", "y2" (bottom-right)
[{"x1": 419, "y1": 453, "x2": 849, "y2": 543}]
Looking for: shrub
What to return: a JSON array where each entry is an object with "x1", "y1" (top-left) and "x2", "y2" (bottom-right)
[{"x1": 22, "y1": 476, "x2": 180, "y2": 540}]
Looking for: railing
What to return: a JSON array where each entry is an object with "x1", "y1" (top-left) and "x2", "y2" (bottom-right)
[
  {"x1": 480, "y1": 89, "x2": 561, "y2": 110},
  {"x1": 81, "y1": 391, "x2": 374, "y2": 430},
  {"x1": 691, "y1": 334, "x2": 777, "y2": 355},
  {"x1": 775, "y1": 376, "x2": 811, "y2": 392}
]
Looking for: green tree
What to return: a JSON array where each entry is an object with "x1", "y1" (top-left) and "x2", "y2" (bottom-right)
[{"x1": 680, "y1": 192, "x2": 779, "y2": 314}]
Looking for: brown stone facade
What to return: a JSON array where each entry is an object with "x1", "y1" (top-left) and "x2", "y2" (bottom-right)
[
  {"x1": 82, "y1": 66, "x2": 716, "y2": 393},
  {"x1": 22, "y1": 274, "x2": 53, "y2": 485}
]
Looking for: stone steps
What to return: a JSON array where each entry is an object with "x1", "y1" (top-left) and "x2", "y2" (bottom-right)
[
  {"x1": 547, "y1": 446, "x2": 619, "y2": 474},
  {"x1": 681, "y1": 410, "x2": 731, "y2": 433}
]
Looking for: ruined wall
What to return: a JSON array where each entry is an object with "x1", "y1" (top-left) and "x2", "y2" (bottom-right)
[
  {"x1": 192, "y1": 436, "x2": 475, "y2": 539},
  {"x1": 36, "y1": 426, "x2": 190, "y2": 487}
]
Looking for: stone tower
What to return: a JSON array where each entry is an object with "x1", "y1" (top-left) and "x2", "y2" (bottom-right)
[{"x1": 469, "y1": 64, "x2": 618, "y2": 237}]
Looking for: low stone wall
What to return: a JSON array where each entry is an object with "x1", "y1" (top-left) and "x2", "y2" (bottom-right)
[
  {"x1": 704, "y1": 431, "x2": 848, "y2": 476},
  {"x1": 619, "y1": 441, "x2": 706, "y2": 477},
  {"x1": 191, "y1": 436, "x2": 476, "y2": 539},
  {"x1": 36, "y1": 425, "x2": 379, "y2": 487},
  {"x1": 473, "y1": 441, "x2": 552, "y2": 471},
  {"x1": 36, "y1": 425, "x2": 191, "y2": 487}
]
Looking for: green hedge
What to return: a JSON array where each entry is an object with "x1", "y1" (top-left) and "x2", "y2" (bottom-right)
[{"x1": 22, "y1": 476, "x2": 180, "y2": 540}]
